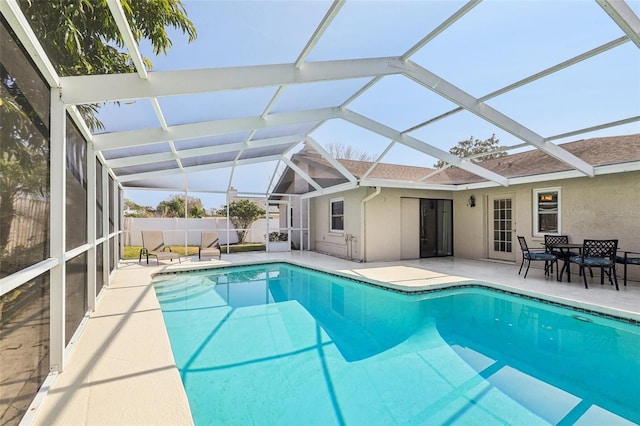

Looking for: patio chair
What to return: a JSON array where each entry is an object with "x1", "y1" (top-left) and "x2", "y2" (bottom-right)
[
  {"x1": 517, "y1": 236, "x2": 558, "y2": 279},
  {"x1": 544, "y1": 234, "x2": 584, "y2": 279},
  {"x1": 615, "y1": 251, "x2": 640, "y2": 287},
  {"x1": 199, "y1": 231, "x2": 221, "y2": 260},
  {"x1": 139, "y1": 231, "x2": 181, "y2": 265},
  {"x1": 569, "y1": 239, "x2": 618, "y2": 290},
  {"x1": 544, "y1": 235, "x2": 579, "y2": 268}
]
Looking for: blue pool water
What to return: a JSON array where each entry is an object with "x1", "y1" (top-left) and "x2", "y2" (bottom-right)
[{"x1": 152, "y1": 263, "x2": 640, "y2": 425}]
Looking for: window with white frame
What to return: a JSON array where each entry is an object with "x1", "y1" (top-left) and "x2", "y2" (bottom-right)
[
  {"x1": 533, "y1": 188, "x2": 561, "y2": 236},
  {"x1": 330, "y1": 198, "x2": 344, "y2": 232}
]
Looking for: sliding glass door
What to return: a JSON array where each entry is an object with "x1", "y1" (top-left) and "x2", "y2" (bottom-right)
[{"x1": 420, "y1": 199, "x2": 453, "y2": 258}]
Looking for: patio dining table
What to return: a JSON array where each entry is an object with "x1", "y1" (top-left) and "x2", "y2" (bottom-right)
[{"x1": 550, "y1": 242, "x2": 583, "y2": 282}]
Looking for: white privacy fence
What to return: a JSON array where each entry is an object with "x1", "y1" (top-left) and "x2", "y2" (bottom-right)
[{"x1": 124, "y1": 217, "x2": 279, "y2": 246}]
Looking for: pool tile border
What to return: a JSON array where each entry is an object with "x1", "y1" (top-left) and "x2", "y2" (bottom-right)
[{"x1": 154, "y1": 260, "x2": 640, "y2": 326}]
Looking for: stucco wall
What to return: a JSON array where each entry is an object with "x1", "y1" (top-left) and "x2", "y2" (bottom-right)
[
  {"x1": 364, "y1": 188, "x2": 454, "y2": 261},
  {"x1": 310, "y1": 187, "x2": 455, "y2": 262},
  {"x1": 310, "y1": 188, "x2": 366, "y2": 260},
  {"x1": 401, "y1": 198, "x2": 420, "y2": 259},
  {"x1": 305, "y1": 170, "x2": 639, "y2": 281},
  {"x1": 453, "y1": 170, "x2": 640, "y2": 281}
]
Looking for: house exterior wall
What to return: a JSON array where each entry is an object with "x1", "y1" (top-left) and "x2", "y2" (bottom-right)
[
  {"x1": 401, "y1": 198, "x2": 420, "y2": 259},
  {"x1": 310, "y1": 187, "x2": 367, "y2": 260},
  {"x1": 453, "y1": 170, "x2": 640, "y2": 281},
  {"x1": 296, "y1": 163, "x2": 639, "y2": 282},
  {"x1": 363, "y1": 188, "x2": 454, "y2": 261},
  {"x1": 309, "y1": 187, "x2": 455, "y2": 262}
]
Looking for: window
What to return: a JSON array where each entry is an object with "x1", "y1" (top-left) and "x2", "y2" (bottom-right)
[
  {"x1": 533, "y1": 188, "x2": 560, "y2": 236},
  {"x1": 330, "y1": 198, "x2": 344, "y2": 232}
]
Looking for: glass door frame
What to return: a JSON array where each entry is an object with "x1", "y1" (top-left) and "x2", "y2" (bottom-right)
[{"x1": 419, "y1": 198, "x2": 454, "y2": 258}]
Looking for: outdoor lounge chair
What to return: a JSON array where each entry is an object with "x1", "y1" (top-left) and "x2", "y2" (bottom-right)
[
  {"x1": 139, "y1": 231, "x2": 181, "y2": 265},
  {"x1": 199, "y1": 231, "x2": 221, "y2": 260},
  {"x1": 569, "y1": 239, "x2": 619, "y2": 290},
  {"x1": 517, "y1": 236, "x2": 557, "y2": 279}
]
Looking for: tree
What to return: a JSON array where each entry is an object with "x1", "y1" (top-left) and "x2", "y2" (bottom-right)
[
  {"x1": 156, "y1": 194, "x2": 205, "y2": 218},
  {"x1": 225, "y1": 199, "x2": 266, "y2": 243},
  {"x1": 17, "y1": 0, "x2": 197, "y2": 130},
  {"x1": 123, "y1": 199, "x2": 153, "y2": 217},
  {"x1": 434, "y1": 134, "x2": 506, "y2": 168},
  {"x1": 1, "y1": 1, "x2": 196, "y2": 264},
  {"x1": 0, "y1": 73, "x2": 49, "y2": 255},
  {"x1": 324, "y1": 143, "x2": 377, "y2": 162}
]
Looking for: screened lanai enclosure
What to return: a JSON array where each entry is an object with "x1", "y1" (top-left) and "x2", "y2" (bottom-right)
[{"x1": 1, "y1": 0, "x2": 639, "y2": 424}]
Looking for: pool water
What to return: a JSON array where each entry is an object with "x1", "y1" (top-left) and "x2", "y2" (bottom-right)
[{"x1": 152, "y1": 263, "x2": 640, "y2": 426}]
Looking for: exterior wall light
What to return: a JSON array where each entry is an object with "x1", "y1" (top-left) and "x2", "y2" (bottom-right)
[{"x1": 468, "y1": 195, "x2": 476, "y2": 208}]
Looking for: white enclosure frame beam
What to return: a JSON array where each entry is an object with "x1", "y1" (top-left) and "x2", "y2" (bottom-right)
[
  {"x1": 0, "y1": 0, "x2": 60, "y2": 87},
  {"x1": 106, "y1": 0, "x2": 148, "y2": 78},
  {"x1": 282, "y1": 157, "x2": 323, "y2": 192},
  {"x1": 300, "y1": 181, "x2": 359, "y2": 199},
  {"x1": 118, "y1": 154, "x2": 284, "y2": 183},
  {"x1": 402, "y1": 61, "x2": 595, "y2": 177},
  {"x1": 105, "y1": 135, "x2": 303, "y2": 169},
  {"x1": 93, "y1": 107, "x2": 340, "y2": 150},
  {"x1": 341, "y1": 109, "x2": 510, "y2": 186},
  {"x1": 86, "y1": 140, "x2": 97, "y2": 312},
  {"x1": 596, "y1": 0, "x2": 640, "y2": 48},
  {"x1": 304, "y1": 137, "x2": 357, "y2": 182},
  {"x1": 266, "y1": 160, "x2": 284, "y2": 194},
  {"x1": 361, "y1": 140, "x2": 397, "y2": 180},
  {"x1": 405, "y1": 36, "x2": 629, "y2": 134},
  {"x1": 546, "y1": 115, "x2": 640, "y2": 142},
  {"x1": 258, "y1": 0, "x2": 346, "y2": 124},
  {"x1": 59, "y1": 57, "x2": 407, "y2": 105},
  {"x1": 101, "y1": 162, "x2": 110, "y2": 288},
  {"x1": 327, "y1": 0, "x2": 481, "y2": 170},
  {"x1": 401, "y1": 0, "x2": 482, "y2": 59},
  {"x1": 359, "y1": 178, "x2": 457, "y2": 191},
  {"x1": 49, "y1": 87, "x2": 66, "y2": 373},
  {"x1": 295, "y1": 0, "x2": 345, "y2": 66}
]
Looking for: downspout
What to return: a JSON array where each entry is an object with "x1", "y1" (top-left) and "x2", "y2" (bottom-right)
[{"x1": 360, "y1": 186, "x2": 381, "y2": 262}]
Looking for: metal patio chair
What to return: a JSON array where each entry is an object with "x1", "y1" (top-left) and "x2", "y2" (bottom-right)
[
  {"x1": 544, "y1": 235, "x2": 579, "y2": 266},
  {"x1": 616, "y1": 251, "x2": 640, "y2": 287},
  {"x1": 517, "y1": 236, "x2": 558, "y2": 279},
  {"x1": 569, "y1": 239, "x2": 619, "y2": 290},
  {"x1": 544, "y1": 234, "x2": 585, "y2": 280}
]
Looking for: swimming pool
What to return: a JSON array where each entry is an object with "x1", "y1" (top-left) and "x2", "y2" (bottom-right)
[{"x1": 152, "y1": 262, "x2": 640, "y2": 425}]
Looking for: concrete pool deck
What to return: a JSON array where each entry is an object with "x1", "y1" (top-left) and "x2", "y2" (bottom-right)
[{"x1": 30, "y1": 252, "x2": 640, "y2": 425}]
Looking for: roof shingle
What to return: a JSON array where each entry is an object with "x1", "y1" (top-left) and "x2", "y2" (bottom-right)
[{"x1": 289, "y1": 134, "x2": 640, "y2": 187}]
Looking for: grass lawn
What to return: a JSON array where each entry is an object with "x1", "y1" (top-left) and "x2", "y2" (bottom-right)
[{"x1": 123, "y1": 243, "x2": 266, "y2": 259}]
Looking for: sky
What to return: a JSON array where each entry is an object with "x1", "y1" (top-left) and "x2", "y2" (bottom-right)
[{"x1": 98, "y1": 0, "x2": 640, "y2": 211}]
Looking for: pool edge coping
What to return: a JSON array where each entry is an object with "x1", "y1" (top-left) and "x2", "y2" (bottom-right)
[{"x1": 152, "y1": 259, "x2": 640, "y2": 325}]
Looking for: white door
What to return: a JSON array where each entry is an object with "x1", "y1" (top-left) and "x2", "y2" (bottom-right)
[{"x1": 488, "y1": 194, "x2": 516, "y2": 261}]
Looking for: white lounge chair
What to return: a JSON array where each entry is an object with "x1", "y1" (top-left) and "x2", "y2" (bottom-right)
[
  {"x1": 139, "y1": 231, "x2": 181, "y2": 264},
  {"x1": 199, "y1": 231, "x2": 221, "y2": 260}
]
